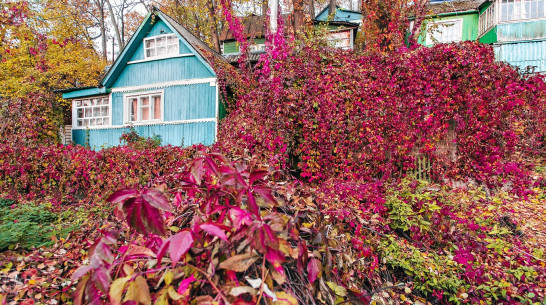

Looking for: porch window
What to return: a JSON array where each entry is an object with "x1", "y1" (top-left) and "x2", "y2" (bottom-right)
[
  {"x1": 74, "y1": 96, "x2": 110, "y2": 128},
  {"x1": 500, "y1": 0, "x2": 545, "y2": 21},
  {"x1": 124, "y1": 91, "x2": 163, "y2": 123},
  {"x1": 426, "y1": 19, "x2": 463, "y2": 45},
  {"x1": 144, "y1": 33, "x2": 179, "y2": 59}
]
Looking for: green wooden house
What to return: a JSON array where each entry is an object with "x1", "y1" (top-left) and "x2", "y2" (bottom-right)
[
  {"x1": 478, "y1": 0, "x2": 546, "y2": 73},
  {"x1": 219, "y1": 6, "x2": 362, "y2": 63},
  {"x1": 417, "y1": 0, "x2": 546, "y2": 73},
  {"x1": 416, "y1": 0, "x2": 483, "y2": 46},
  {"x1": 61, "y1": 9, "x2": 226, "y2": 149}
]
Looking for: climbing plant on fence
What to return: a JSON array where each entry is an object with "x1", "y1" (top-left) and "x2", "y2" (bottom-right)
[{"x1": 217, "y1": 42, "x2": 546, "y2": 193}]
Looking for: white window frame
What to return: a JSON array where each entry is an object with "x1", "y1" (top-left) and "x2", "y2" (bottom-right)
[
  {"x1": 72, "y1": 95, "x2": 111, "y2": 129},
  {"x1": 426, "y1": 19, "x2": 463, "y2": 45},
  {"x1": 499, "y1": 0, "x2": 546, "y2": 23},
  {"x1": 143, "y1": 33, "x2": 179, "y2": 60},
  {"x1": 123, "y1": 90, "x2": 164, "y2": 125}
]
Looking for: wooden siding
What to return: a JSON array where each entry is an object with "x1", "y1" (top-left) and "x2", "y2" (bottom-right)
[
  {"x1": 418, "y1": 13, "x2": 480, "y2": 46},
  {"x1": 496, "y1": 19, "x2": 546, "y2": 42},
  {"x1": 495, "y1": 39, "x2": 546, "y2": 73},
  {"x1": 113, "y1": 57, "x2": 213, "y2": 88},
  {"x1": 110, "y1": 83, "x2": 216, "y2": 125},
  {"x1": 315, "y1": 7, "x2": 362, "y2": 23},
  {"x1": 72, "y1": 121, "x2": 216, "y2": 149}
]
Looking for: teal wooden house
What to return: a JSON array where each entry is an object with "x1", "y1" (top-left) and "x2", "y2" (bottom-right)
[{"x1": 62, "y1": 9, "x2": 224, "y2": 148}]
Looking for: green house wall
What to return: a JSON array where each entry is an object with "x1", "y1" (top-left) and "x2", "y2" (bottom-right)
[
  {"x1": 419, "y1": 12, "x2": 480, "y2": 46},
  {"x1": 222, "y1": 37, "x2": 266, "y2": 54}
]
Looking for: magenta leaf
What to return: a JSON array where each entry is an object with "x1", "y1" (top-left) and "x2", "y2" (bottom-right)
[
  {"x1": 169, "y1": 230, "x2": 194, "y2": 266},
  {"x1": 249, "y1": 170, "x2": 269, "y2": 185},
  {"x1": 230, "y1": 207, "x2": 254, "y2": 230},
  {"x1": 253, "y1": 185, "x2": 277, "y2": 206},
  {"x1": 177, "y1": 274, "x2": 196, "y2": 295},
  {"x1": 190, "y1": 158, "x2": 204, "y2": 185},
  {"x1": 90, "y1": 266, "x2": 111, "y2": 293},
  {"x1": 106, "y1": 188, "x2": 138, "y2": 204},
  {"x1": 72, "y1": 265, "x2": 94, "y2": 281},
  {"x1": 200, "y1": 223, "x2": 228, "y2": 242},
  {"x1": 141, "y1": 188, "x2": 172, "y2": 213},
  {"x1": 121, "y1": 196, "x2": 166, "y2": 236},
  {"x1": 247, "y1": 190, "x2": 259, "y2": 216},
  {"x1": 307, "y1": 258, "x2": 321, "y2": 284}
]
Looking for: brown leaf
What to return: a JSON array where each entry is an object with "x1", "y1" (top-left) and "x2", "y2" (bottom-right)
[{"x1": 218, "y1": 253, "x2": 259, "y2": 272}]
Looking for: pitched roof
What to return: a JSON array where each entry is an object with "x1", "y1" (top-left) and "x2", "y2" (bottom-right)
[
  {"x1": 99, "y1": 8, "x2": 224, "y2": 88},
  {"x1": 158, "y1": 10, "x2": 225, "y2": 64},
  {"x1": 219, "y1": 14, "x2": 294, "y2": 41},
  {"x1": 427, "y1": 0, "x2": 484, "y2": 15},
  {"x1": 314, "y1": 5, "x2": 363, "y2": 23},
  {"x1": 219, "y1": 12, "x2": 360, "y2": 42}
]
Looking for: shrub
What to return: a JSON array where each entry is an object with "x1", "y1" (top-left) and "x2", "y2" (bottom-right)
[{"x1": 218, "y1": 42, "x2": 546, "y2": 193}]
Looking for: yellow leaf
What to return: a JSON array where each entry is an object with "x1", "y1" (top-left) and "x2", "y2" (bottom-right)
[
  {"x1": 272, "y1": 291, "x2": 298, "y2": 305},
  {"x1": 154, "y1": 290, "x2": 169, "y2": 305},
  {"x1": 164, "y1": 271, "x2": 174, "y2": 286},
  {"x1": 28, "y1": 279, "x2": 36, "y2": 285},
  {"x1": 124, "y1": 276, "x2": 152, "y2": 305},
  {"x1": 109, "y1": 276, "x2": 131, "y2": 305},
  {"x1": 168, "y1": 286, "x2": 183, "y2": 300},
  {"x1": 326, "y1": 281, "x2": 347, "y2": 297}
]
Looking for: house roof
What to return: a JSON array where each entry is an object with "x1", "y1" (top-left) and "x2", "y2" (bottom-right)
[
  {"x1": 219, "y1": 13, "x2": 360, "y2": 42},
  {"x1": 62, "y1": 8, "x2": 224, "y2": 98},
  {"x1": 427, "y1": 0, "x2": 484, "y2": 15},
  {"x1": 314, "y1": 5, "x2": 363, "y2": 23},
  {"x1": 219, "y1": 14, "x2": 295, "y2": 42}
]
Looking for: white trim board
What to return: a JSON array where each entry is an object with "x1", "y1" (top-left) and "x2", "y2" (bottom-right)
[
  {"x1": 111, "y1": 78, "x2": 217, "y2": 93},
  {"x1": 72, "y1": 118, "x2": 217, "y2": 130}
]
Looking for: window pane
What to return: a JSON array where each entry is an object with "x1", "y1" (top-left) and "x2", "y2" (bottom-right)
[
  {"x1": 146, "y1": 49, "x2": 156, "y2": 57},
  {"x1": 96, "y1": 118, "x2": 102, "y2": 126},
  {"x1": 77, "y1": 119, "x2": 83, "y2": 127},
  {"x1": 76, "y1": 100, "x2": 82, "y2": 107},
  {"x1": 90, "y1": 118, "x2": 96, "y2": 126},
  {"x1": 85, "y1": 108, "x2": 92, "y2": 118},
  {"x1": 157, "y1": 36, "x2": 166, "y2": 46},
  {"x1": 157, "y1": 46, "x2": 167, "y2": 56},
  {"x1": 101, "y1": 106, "x2": 108, "y2": 116},
  {"x1": 141, "y1": 96, "x2": 149, "y2": 106},
  {"x1": 93, "y1": 107, "x2": 100, "y2": 117},
  {"x1": 145, "y1": 39, "x2": 155, "y2": 48},
  {"x1": 167, "y1": 45, "x2": 177, "y2": 54},
  {"x1": 153, "y1": 96, "x2": 161, "y2": 119},
  {"x1": 83, "y1": 99, "x2": 91, "y2": 107},
  {"x1": 167, "y1": 35, "x2": 175, "y2": 44},
  {"x1": 104, "y1": 118, "x2": 109, "y2": 125},
  {"x1": 77, "y1": 109, "x2": 83, "y2": 119},
  {"x1": 141, "y1": 107, "x2": 150, "y2": 120},
  {"x1": 131, "y1": 98, "x2": 138, "y2": 121}
]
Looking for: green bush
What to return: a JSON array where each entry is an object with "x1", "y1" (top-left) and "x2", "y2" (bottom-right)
[{"x1": 0, "y1": 199, "x2": 77, "y2": 250}]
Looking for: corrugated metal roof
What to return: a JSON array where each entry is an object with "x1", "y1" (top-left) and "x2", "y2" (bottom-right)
[{"x1": 427, "y1": 0, "x2": 484, "y2": 15}]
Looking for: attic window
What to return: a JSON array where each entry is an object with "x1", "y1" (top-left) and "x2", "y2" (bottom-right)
[{"x1": 144, "y1": 34, "x2": 179, "y2": 59}]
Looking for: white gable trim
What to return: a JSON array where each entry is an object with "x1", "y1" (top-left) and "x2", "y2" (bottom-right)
[{"x1": 111, "y1": 78, "x2": 217, "y2": 93}]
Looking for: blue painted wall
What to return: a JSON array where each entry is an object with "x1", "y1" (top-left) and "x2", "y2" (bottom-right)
[
  {"x1": 73, "y1": 121, "x2": 216, "y2": 149},
  {"x1": 109, "y1": 84, "x2": 217, "y2": 125},
  {"x1": 316, "y1": 7, "x2": 362, "y2": 23},
  {"x1": 495, "y1": 39, "x2": 546, "y2": 73},
  {"x1": 113, "y1": 57, "x2": 213, "y2": 88},
  {"x1": 497, "y1": 19, "x2": 546, "y2": 42}
]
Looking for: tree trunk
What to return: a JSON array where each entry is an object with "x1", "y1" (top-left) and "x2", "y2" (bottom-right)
[
  {"x1": 408, "y1": 0, "x2": 427, "y2": 46},
  {"x1": 309, "y1": 0, "x2": 315, "y2": 19},
  {"x1": 105, "y1": 0, "x2": 124, "y2": 51},
  {"x1": 93, "y1": 0, "x2": 108, "y2": 60},
  {"x1": 293, "y1": 0, "x2": 304, "y2": 31},
  {"x1": 328, "y1": 0, "x2": 336, "y2": 19},
  {"x1": 207, "y1": 0, "x2": 221, "y2": 52},
  {"x1": 262, "y1": 0, "x2": 268, "y2": 16}
]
